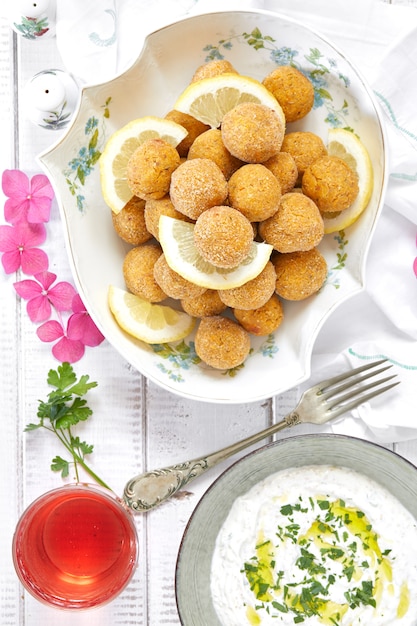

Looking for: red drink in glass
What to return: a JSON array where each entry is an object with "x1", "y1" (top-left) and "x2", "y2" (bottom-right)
[{"x1": 12, "y1": 484, "x2": 138, "y2": 609}]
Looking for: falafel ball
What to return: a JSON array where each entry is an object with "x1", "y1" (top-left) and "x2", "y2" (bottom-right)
[
  {"x1": 126, "y1": 138, "x2": 180, "y2": 200},
  {"x1": 170, "y1": 158, "x2": 228, "y2": 220},
  {"x1": 181, "y1": 289, "x2": 227, "y2": 318},
  {"x1": 195, "y1": 315, "x2": 251, "y2": 369},
  {"x1": 111, "y1": 196, "x2": 152, "y2": 245},
  {"x1": 165, "y1": 109, "x2": 210, "y2": 157},
  {"x1": 234, "y1": 294, "x2": 284, "y2": 336},
  {"x1": 153, "y1": 253, "x2": 207, "y2": 299},
  {"x1": 263, "y1": 152, "x2": 298, "y2": 194},
  {"x1": 144, "y1": 195, "x2": 191, "y2": 241},
  {"x1": 258, "y1": 192, "x2": 324, "y2": 253},
  {"x1": 191, "y1": 60, "x2": 238, "y2": 82},
  {"x1": 193, "y1": 205, "x2": 254, "y2": 269},
  {"x1": 187, "y1": 128, "x2": 242, "y2": 179},
  {"x1": 280, "y1": 131, "x2": 327, "y2": 179},
  {"x1": 273, "y1": 248, "x2": 328, "y2": 300},
  {"x1": 123, "y1": 243, "x2": 167, "y2": 302},
  {"x1": 262, "y1": 66, "x2": 314, "y2": 123},
  {"x1": 228, "y1": 164, "x2": 281, "y2": 222},
  {"x1": 302, "y1": 155, "x2": 359, "y2": 213},
  {"x1": 219, "y1": 261, "x2": 276, "y2": 310},
  {"x1": 221, "y1": 102, "x2": 285, "y2": 163}
]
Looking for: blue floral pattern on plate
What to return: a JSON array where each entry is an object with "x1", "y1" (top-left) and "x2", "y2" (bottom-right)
[{"x1": 44, "y1": 12, "x2": 384, "y2": 400}]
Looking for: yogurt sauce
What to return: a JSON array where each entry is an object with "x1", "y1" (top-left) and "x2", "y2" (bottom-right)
[{"x1": 210, "y1": 465, "x2": 417, "y2": 626}]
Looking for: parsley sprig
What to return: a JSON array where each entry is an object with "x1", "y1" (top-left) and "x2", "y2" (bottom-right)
[{"x1": 25, "y1": 362, "x2": 110, "y2": 490}]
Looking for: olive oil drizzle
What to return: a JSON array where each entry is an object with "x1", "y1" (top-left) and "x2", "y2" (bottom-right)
[{"x1": 241, "y1": 496, "x2": 406, "y2": 624}]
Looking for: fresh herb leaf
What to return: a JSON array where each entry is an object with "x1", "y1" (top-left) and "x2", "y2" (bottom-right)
[
  {"x1": 25, "y1": 362, "x2": 110, "y2": 490},
  {"x1": 51, "y1": 455, "x2": 70, "y2": 478}
]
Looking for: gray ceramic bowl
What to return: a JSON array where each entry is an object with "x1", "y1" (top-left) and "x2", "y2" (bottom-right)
[{"x1": 175, "y1": 434, "x2": 417, "y2": 625}]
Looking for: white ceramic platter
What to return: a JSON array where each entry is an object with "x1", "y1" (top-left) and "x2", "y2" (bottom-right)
[{"x1": 39, "y1": 10, "x2": 387, "y2": 403}]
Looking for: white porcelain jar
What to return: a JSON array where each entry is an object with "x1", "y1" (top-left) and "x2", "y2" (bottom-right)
[
  {"x1": 22, "y1": 69, "x2": 79, "y2": 130},
  {"x1": 8, "y1": 0, "x2": 56, "y2": 40}
]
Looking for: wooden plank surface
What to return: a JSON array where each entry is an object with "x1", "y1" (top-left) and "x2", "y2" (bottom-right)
[{"x1": 1, "y1": 1, "x2": 417, "y2": 624}]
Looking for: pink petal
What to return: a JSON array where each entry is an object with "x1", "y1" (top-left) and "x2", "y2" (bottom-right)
[
  {"x1": 30, "y1": 174, "x2": 54, "y2": 200},
  {"x1": 20, "y1": 247, "x2": 49, "y2": 275},
  {"x1": 83, "y1": 320, "x2": 105, "y2": 346},
  {"x1": 52, "y1": 336, "x2": 85, "y2": 363},
  {"x1": 1, "y1": 249, "x2": 21, "y2": 273},
  {"x1": 33, "y1": 270, "x2": 57, "y2": 290},
  {"x1": 27, "y1": 295, "x2": 52, "y2": 322},
  {"x1": 48, "y1": 281, "x2": 77, "y2": 311},
  {"x1": 413, "y1": 256, "x2": 417, "y2": 279},
  {"x1": 68, "y1": 313, "x2": 105, "y2": 346},
  {"x1": 26, "y1": 196, "x2": 52, "y2": 224},
  {"x1": 36, "y1": 319, "x2": 64, "y2": 342},
  {"x1": 13, "y1": 279, "x2": 42, "y2": 300},
  {"x1": 0, "y1": 224, "x2": 15, "y2": 252},
  {"x1": 1, "y1": 170, "x2": 29, "y2": 199},
  {"x1": 4, "y1": 197, "x2": 29, "y2": 224},
  {"x1": 71, "y1": 293, "x2": 84, "y2": 313},
  {"x1": 19, "y1": 222, "x2": 47, "y2": 247}
]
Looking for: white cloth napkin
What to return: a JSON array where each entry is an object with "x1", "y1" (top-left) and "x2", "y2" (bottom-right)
[{"x1": 55, "y1": 0, "x2": 417, "y2": 443}]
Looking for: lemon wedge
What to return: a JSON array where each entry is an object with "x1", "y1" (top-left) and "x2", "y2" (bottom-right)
[
  {"x1": 108, "y1": 285, "x2": 195, "y2": 344},
  {"x1": 100, "y1": 116, "x2": 187, "y2": 214},
  {"x1": 158, "y1": 215, "x2": 273, "y2": 290},
  {"x1": 323, "y1": 128, "x2": 374, "y2": 233},
  {"x1": 174, "y1": 74, "x2": 285, "y2": 129}
]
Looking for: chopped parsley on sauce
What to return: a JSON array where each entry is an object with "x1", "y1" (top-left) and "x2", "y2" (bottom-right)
[{"x1": 241, "y1": 496, "x2": 392, "y2": 625}]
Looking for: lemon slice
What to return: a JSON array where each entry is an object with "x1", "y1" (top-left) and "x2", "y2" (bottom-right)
[
  {"x1": 174, "y1": 74, "x2": 285, "y2": 129},
  {"x1": 100, "y1": 116, "x2": 187, "y2": 214},
  {"x1": 108, "y1": 285, "x2": 195, "y2": 344},
  {"x1": 323, "y1": 128, "x2": 374, "y2": 233},
  {"x1": 158, "y1": 215, "x2": 273, "y2": 290}
]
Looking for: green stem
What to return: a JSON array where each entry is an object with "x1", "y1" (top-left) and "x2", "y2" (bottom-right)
[{"x1": 52, "y1": 426, "x2": 112, "y2": 491}]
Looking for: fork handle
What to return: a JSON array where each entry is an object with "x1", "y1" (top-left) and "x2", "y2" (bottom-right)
[{"x1": 123, "y1": 412, "x2": 299, "y2": 511}]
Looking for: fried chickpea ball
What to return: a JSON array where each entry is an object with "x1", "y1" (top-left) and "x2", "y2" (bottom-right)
[
  {"x1": 194, "y1": 315, "x2": 251, "y2": 370},
  {"x1": 181, "y1": 289, "x2": 227, "y2": 318},
  {"x1": 263, "y1": 152, "x2": 298, "y2": 194},
  {"x1": 111, "y1": 196, "x2": 152, "y2": 245},
  {"x1": 191, "y1": 60, "x2": 238, "y2": 82},
  {"x1": 170, "y1": 158, "x2": 228, "y2": 220},
  {"x1": 123, "y1": 243, "x2": 167, "y2": 302},
  {"x1": 262, "y1": 66, "x2": 314, "y2": 123},
  {"x1": 219, "y1": 261, "x2": 276, "y2": 310},
  {"x1": 258, "y1": 192, "x2": 324, "y2": 253},
  {"x1": 302, "y1": 156, "x2": 359, "y2": 213},
  {"x1": 280, "y1": 132, "x2": 327, "y2": 179},
  {"x1": 193, "y1": 205, "x2": 254, "y2": 269},
  {"x1": 228, "y1": 164, "x2": 281, "y2": 222},
  {"x1": 272, "y1": 248, "x2": 328, "y2": 301},
  {"x1": 221, "y1": 102, "x2": 285, "y2": 163},
  {"x1": 187, "y1": 129, "x2": 242, "y2": 179},
  {"x1": 165, "y1": 110, "x2": 210, "y2": 158},
  {"x1": 234, "y1": 294, "x2": 284, "y2": 336},
  {"x1": 144, "y1": 195, "x2": 191, "y2": 241},
  {"x1": 153, "y1": 254, "x2": 206, "y2": 300},
  {"x1": 126, "y1": 138, "x2": 180, "y2": 200}
]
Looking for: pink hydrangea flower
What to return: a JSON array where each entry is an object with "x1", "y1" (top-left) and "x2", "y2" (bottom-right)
[
  {"x1": 67, "y1": 294, "x2": 105, "y2": 347},
  {"x1": 2, "y1": 169, "x2": 54, "y2": 224},
  {"x1": 0, "y1": 222, "x2": 48, "y2": 274},
  {"x1": 14, "y1": 271, "x2": 77, "y2": 322},
  {"x1": 37, "y1": 318, "x2": 85, "y2": 363}
]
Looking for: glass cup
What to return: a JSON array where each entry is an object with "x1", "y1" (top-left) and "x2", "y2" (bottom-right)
[{"x1": 12, "y1": 483, "x2": 138, "y2": 609}]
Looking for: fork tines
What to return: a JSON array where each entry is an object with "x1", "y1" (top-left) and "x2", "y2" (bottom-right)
[{"x1": 319, "y1": 358, "x2": 400, "y2": 416}]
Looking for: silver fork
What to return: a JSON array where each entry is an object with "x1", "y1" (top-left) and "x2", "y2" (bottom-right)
[{"x1": 123, "y1": 359, "x2": 399, "y2": 512}]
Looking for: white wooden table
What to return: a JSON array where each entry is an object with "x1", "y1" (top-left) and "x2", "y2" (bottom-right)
[{"x1": 1, "y1": 1, "x2": 417, "y2": 624}]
